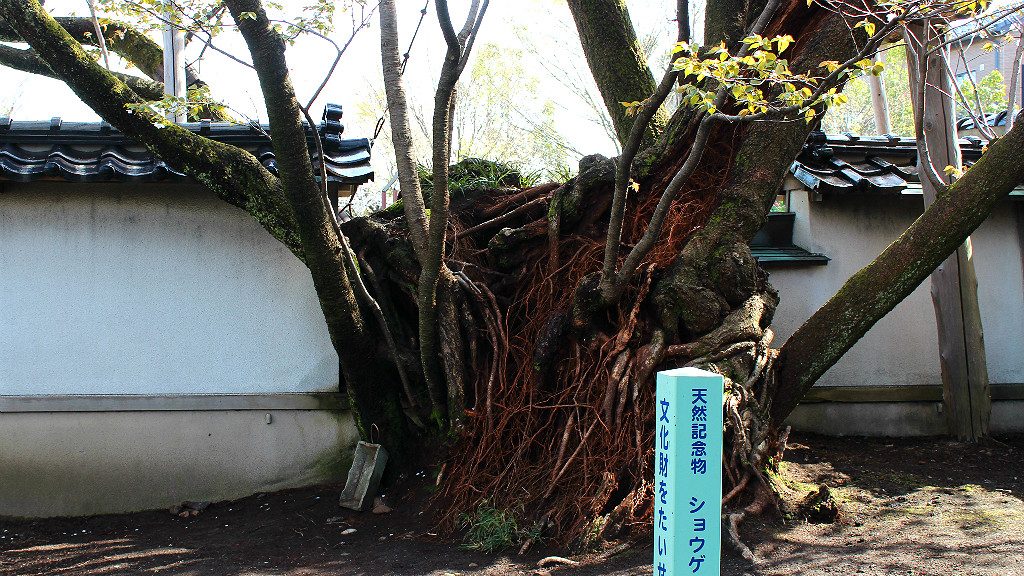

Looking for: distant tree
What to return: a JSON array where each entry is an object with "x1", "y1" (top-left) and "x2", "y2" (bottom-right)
[
  {"x1": 822, "y1": 44, "x2": 915, "y2": 135},
  {"x1": 450, "y1": 43, "x2": 571, "y2": 176},
  {"x1": 359, "y1": 41, "x2": 574, "y2": 192},
  {"x1": 959, "y1": 69, "x2": 1009, "y2": 115}
]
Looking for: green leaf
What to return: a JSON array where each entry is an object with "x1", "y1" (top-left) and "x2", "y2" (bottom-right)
[
  {"x1": 856, "y1": 20, "x2": 876, "y2": 37},
  {"x1": 777, "y1": 35, "x2": 794, "y2": 53},
  {"x1": 820, "y1": 60, "x2": 840, "y2": 73}
]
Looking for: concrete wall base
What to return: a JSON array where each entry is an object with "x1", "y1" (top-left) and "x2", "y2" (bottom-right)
[
  {"x1": 787, "y1": 401, "x2": 1024, "y2": 436},
  {"x1": 0, "y1": 410, "x2": 358, "y2": 518}
]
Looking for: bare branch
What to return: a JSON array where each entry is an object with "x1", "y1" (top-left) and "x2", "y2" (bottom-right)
[
  {"x1": 904, "y1": 23, "x2": 952, "y2": 191},
  {"x1": 943, "y1": 55, "x2": 997, "y2": 140},
  {"x1": 600, "y1": 67, "x2": 680, "y2": 299},
  {"x1": 84, "y1": 0, "x2": 110, "y2": 69},
  {"x1": 379, "y1": 0, "x2": 430, "y2": 259},
  {"x1": 456, "y1": 0, "x2": 489, "y2": 76},
  {"x1": 122, "y1": 0, "x2": 256, "y2": 70},
  {"x1": 304, "y1": 3, "x2": 380, "y2": 111},
  {"x1": 1007, "y1": 24, "x2": 1024, "y2": 131}
]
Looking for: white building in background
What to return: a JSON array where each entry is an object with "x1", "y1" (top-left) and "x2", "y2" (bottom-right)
[{"x1": 3, "y1": 120, "x2": 1022, "y2": 518}]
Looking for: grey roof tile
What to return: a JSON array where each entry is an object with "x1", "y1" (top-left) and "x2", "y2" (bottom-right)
[
  {"x1": 789, "y1": 131, "x2": 988, "y2": 195},
  {"x1": 0, "y1": 104, "x2": 373, "y2": 186}
]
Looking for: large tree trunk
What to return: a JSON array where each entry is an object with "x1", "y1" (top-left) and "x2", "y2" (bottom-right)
[{"x1": 566, "y1": 0, "x2": 667, "y2": 146}]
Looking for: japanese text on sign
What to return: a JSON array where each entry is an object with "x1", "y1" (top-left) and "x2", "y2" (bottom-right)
[{"x1": 654, "y1": 368, "x2": 724, "y2": 576}]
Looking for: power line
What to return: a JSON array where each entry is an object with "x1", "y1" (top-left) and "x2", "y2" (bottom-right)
[{"x1": 372, "y1": 1, "x2": 430, "y2": 142}]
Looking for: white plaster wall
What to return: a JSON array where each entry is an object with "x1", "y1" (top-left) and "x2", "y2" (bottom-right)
[
  {"x1": 770, "y1": 192, "x2": 1023, "y2": 388},
  {"x1": 0, "y1": 183, "x2": 338, "y2": 395},
  {"x1": 0, "y1": 410, "x2": 358, "y2": 517},
  {"x1": 770, "y1": 191, "x2": 942, "y2": 387},
  {"x1": 967, "y1": 205, "x2": 1024, "y2": 384},
  {"x1": 787, "y1": 402, "x2": 947, "y2": 436},
  {"x1": 787, "y1": 401, "x2": 1024, "y2": 436}
]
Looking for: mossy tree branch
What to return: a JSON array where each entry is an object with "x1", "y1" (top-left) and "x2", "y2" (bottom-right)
[
  {"x1": 0, "y1": 43, "x2": 164, "y2": 100},
  {"x1": 651, "y1": 8, "x2": 859, "y2": 340},
  {"x1": 3, "y1": 15, "x2": 169, "y2": 84},
  {"x1": 0, "y1": 14, "x2": 230, "y2": 120},
  {"x1": 224, "y1": 0, "x2": 411, "y2": 450}
]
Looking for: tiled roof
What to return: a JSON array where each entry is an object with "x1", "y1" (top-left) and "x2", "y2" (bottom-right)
[
  {"x1": 0, "y1": 104, "x2": 372, "y2": 186},
  {"x1": 751, "y1": 212, "x2": 829, "y2": 266},
  {"x1": 751, "y1": 245, "x2": 829, "y2": 266},
  {"x1": 955, "y1": 110, "x2": 1010, "y2": 131},
  {"x1": 789, "y1": 131, "x2": 988, "y2": 195}
]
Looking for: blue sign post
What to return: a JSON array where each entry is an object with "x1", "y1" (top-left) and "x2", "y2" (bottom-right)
[{"x1": 654, "y1": 367, "x2": 724, "y2": 576}]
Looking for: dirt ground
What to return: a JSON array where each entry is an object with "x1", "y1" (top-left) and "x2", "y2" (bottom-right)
[{"x1": 2, "y1": 433, "x2": 1023, "y2": 576}]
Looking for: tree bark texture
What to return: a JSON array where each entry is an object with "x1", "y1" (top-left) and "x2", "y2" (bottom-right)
[{"x1": 566, "y1": 0, "x2": 667, "y2": 146}]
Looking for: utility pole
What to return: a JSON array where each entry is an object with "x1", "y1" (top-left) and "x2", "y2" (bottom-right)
[
  {"x1": 867, "y1": 48, "x2": 892, "y2": 134},
  {"x1": 162, "y1": 0, "x2": 187, "y2": 123}
]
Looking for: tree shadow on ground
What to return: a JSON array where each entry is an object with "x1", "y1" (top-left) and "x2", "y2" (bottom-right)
[
  {"x1": 2, "y1": 433, "x2": 1021, "y2": 576},
  {"x1": 739, "y1": 433, "x2": 1024, "y2": 576}
]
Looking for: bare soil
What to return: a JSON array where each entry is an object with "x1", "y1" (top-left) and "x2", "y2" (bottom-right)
[{"x1": 2, "y1": 433, "x2": 1022, "y2": 576}]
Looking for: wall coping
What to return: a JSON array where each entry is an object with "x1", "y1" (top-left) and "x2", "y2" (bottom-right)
[
  {"x1": 0, "y1": 392, "x2": 348, "y2": 413},
  {"x1": 801, "y1": 383, "x2": 1024, "y2": 403}
]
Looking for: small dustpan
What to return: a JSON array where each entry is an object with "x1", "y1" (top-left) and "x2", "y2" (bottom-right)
[{"x1": 339, "y1": 440, "x2": 388, "y2": 511}]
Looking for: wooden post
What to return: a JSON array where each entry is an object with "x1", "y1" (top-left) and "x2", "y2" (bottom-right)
[
  {"x1": 905, "y1": 22, "x2": 991, "y2": 441},
  {"x1": 867, "y1": 49, "x2": 892, "y2": 134}
]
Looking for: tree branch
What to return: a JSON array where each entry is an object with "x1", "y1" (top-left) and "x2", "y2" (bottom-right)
[
  {"x1": 606, "y1": 0, "x2": 782, "y2": 296},
  {"x1": 0, "y1": 14, "x2": 230, "y2": 120},
  {"x1": 600, "y1": 67, "x2": 680, "y2": 300},
  {"x1": 1, "y1": 16, "x2": 166, "y2": 81},
  {"x1": 904, "y1": 22, "x2": 952, "y2": 192},
  {"x1": 677, "y1": 0, "x2": 691, "y2": 43},
  {"x1": 1007, "y1": 24, "x2": 1024, "y2": 131},
  {"x1": 412, "y1": 0, "x2": 490, "y2": 421},
  {"x1": 566, "y1": 0, "x2": 667, "y2": 146},
  {"x1": 379, "y1": 0, "x2": 430, "y2": 260},
  {"x1": 0, "y1": 44, "x2": 165, "y2": 100},
  {"x1": 223, "y1": 0, "x2": 408, "y2": 445}
]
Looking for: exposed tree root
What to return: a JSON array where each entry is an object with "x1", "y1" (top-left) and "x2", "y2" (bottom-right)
[{"x1": 348, "y1": 150, "x2": 786, "y2": 549}]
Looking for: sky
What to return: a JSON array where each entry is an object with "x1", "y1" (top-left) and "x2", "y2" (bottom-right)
[{"x1": 0, "y1": 0, "x2": 692, "y2": 197}]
